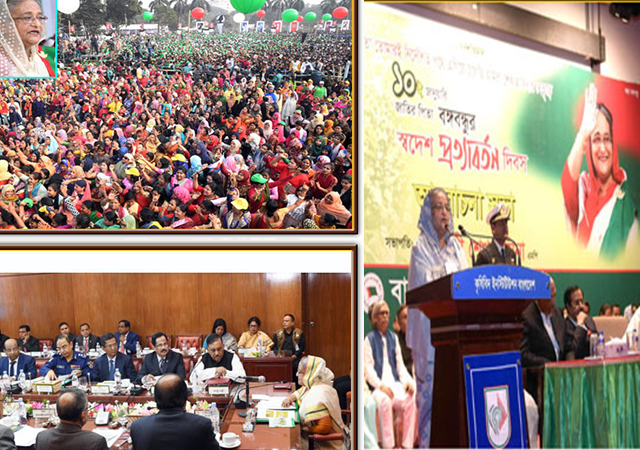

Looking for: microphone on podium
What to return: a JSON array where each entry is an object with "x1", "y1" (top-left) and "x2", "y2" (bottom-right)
[{"x1": 458, "y1": 225, "x2": 487, "y2": 266}]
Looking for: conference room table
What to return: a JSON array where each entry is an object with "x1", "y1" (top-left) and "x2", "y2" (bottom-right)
[
  {"x1": 7, "y1": 383, "x2": 299, "y2": 449},
  {"x1": 543, "y1": 353, "x2": 640, "y2": 448}
]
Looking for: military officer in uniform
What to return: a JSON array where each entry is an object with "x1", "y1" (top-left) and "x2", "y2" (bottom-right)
[{"x1": 475, "y1": 203, "x2": 518, "y2": 266}]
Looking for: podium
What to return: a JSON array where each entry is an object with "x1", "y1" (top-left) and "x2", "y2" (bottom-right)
[{"x1": 406, "y1": 265, "x2": 550, "y2": 448}]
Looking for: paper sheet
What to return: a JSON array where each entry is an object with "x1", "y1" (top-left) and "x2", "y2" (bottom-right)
[
  {"x1": 13, "y1": 426, "x2": 45, "y2": 447},
  {"x1": 93, "y1": 428, "x2": 125, "y2": 447}
]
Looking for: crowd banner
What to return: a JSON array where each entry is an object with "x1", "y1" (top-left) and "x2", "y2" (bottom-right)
[{"x1": 364, "y1": 3, "x2": 640, "y2": 317}]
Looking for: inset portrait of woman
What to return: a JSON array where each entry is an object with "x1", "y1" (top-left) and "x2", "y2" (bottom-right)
[
  {"x1": 562, "y1": 83, "x2": 639, "y2": 258},
  {"x1": 0, "y1": 0, "x2": 55, "y2": 77}
]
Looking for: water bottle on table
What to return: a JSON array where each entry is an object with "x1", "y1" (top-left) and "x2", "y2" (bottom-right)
[
  {"x1": 596, "y1": 331, "x2": 605, "y2": 358},
  {"x1": 114, "y1": 368, "x2": 122, "y2": 391},
  {"x1": 72, "y1": 372, "x2": 79, "y2": 387},
  {"x1": 210, "y1": 402, "x2": 220, "y2": 434}
]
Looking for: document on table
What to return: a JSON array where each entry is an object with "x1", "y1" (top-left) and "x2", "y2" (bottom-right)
[
  {"x1": 93, "y1": 429, "x2": 124, "y2": 447},
  {"x1": 13, "y1": 426, "x2": 45, "y2": 447},
  {"x1": 256, "y1": 396, "x2": 296, "y2": 411}
]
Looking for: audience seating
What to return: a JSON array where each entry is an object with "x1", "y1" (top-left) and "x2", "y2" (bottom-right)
[
  {"x1": 593, "y1": 316, "x2": 628, "y2": 341},
  {"x1": 175, "y1": 334, "x2": 203, "y2": 349}
]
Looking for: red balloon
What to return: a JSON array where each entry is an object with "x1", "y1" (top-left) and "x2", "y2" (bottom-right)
[
  {"x1": 296, "y1": 15, "x2": 304, "y2": 22},
  {"x1": 332, "y1": 6, "x2": 348, "y2": 19},
  {"x1": 257, "y1": 9, "x2": 265, "y2": 18},
  {"x1": 191, "y1": 7, "x2": 205, "y2": 20}
]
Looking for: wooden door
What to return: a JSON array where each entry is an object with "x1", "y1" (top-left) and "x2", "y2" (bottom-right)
[{"x1": 302, "y1": 273, "x2": 352, "y2": 378}]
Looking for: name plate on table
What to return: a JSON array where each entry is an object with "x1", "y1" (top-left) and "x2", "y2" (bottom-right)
[
  {"x1": 206, "y1": 378, "x2": 231, "y2": 395},
  {"x1": 91, "y1": 385, "x2": 111, "y2": 395},
  {"x1": 452, "y1": 266, "x2": 550, "y2": 300},
  {"x1": 33, "y1": 380, "x2": 62, "y2": 394},
  {"x1": 32, "y1": 408, "x2": 55, "y2": 419}
]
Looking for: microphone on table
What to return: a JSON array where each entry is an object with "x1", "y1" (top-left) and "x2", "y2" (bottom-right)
[
  {"x1": 239, "y1": 375, "x2": 265, "y2": 383},
  {"x1": 458, "y1": 225, "x2": 487, "y2": 266}
]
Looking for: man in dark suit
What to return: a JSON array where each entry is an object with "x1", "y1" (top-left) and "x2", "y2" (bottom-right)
[
  {"x1": 0, "y1": 329, "x2": 9, "y2": 351},
  {"x1": 35, "y1": 388, "x2": 108, "y2": 450},
  {"x1": 0, "y1": 339, "x2": 37, "y2": 380},
  {"x1": 0, "y1": 423, "x2": 15, "y2": 450},
  {"x1": 521, "y1": 278, "x2": 575, "y2": 396},
  {"x1": 131, "y1": 373, "x2": 219, "y2": 450},
  {"x1": 91, "y1": 333, "x2": 137, "y2": 382},
  {"x1": 17, "y1": 325, "x2": 40, "y2": 353},
  {"x1": 74, "y1": 323, "x2": 100, "y2": 354},
  {"x1": 475, "y1": 203, "x2": 518, "y2": 266},
  {"x1": 136, "y1": 332, "x2": 185, "y2": 385},
  {"x1": 58, "y1": 322, "x2": 77, "y2": 344},
  {"x1": 114, "y1": 319, "x2": 140, "y2": 356},
  {"x1": 564, "y1": 285, "x2": 598, "y2": 359}
]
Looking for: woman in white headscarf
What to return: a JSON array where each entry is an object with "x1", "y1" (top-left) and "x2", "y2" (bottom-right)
[
  {"x1": 281, "y1": 356, "x2": 348, "y2": 450},
  {"x1": 408, "y1": 187, "x2": 468, "y2": 290},
  {"x1": 0, "y1": 0, "x2": 54, "y2": 77}
]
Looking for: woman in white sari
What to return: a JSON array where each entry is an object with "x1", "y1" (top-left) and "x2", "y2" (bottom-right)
[
  {"x1": 0, "y1": 0, "x2": 53, "y2": 77},
  {"x1": 282, "y1": 356, "x2": 348, "y2": 450}
]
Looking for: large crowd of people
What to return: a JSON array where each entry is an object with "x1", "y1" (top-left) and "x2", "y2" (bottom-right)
[{"x1": 0, "y1": 30, "x2": 353, "y2": 229}]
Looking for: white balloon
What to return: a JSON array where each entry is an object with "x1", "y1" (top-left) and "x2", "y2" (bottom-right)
[
  {"x1": 58, "y1": 0, "x2": 80, "y2": 15},
  {"x1": 233, "y1": 13, "x2": 245, "y2": 23}
]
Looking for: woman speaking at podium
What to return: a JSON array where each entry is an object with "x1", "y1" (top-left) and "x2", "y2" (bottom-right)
[{"x1": 408, "y1": 187, "x2": 468, "y2": 290}]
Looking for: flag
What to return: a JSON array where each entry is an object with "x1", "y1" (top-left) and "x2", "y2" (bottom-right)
[{"x1": 105, "y1": 23, "x2": 112, "y2": 31}]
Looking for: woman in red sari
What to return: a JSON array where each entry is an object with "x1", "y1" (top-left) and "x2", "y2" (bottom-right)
[{"x1": 310, "y1": 163, "x2": 338, "y2": 199}]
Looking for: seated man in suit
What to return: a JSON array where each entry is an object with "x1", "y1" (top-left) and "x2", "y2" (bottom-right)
[
  {"x1": 74, "y1": 323, "x2": 100, "y2": 355},
  {"x1": 40, "y1": 335, "x2": 91, "y2": 381},
  {"x1": 190, "y1": 334, "x2": 246, "y2": 385},
  {"x1": 0, "y1": 329, "x2": 9, "y2": 351},
  {"x1": 0, "y1": 339, "x2": 37, "y2": 380},
  {"x1": 91, "y1": 333, "x2": 137, "y2": 382},
  {"x1": 17, "y1": 325, "x2": 40, "y2": 353},
  {"x1": 137, "y1": 332, "x2": 185, "y2": 385},
  {"x1": 131, "y1": 373, "x2": 219, "y2": 450},
  {"x1": 114, "y1": 319, "x2": 140, "y2": 356},
  {"x1": 0, "y1": 422, "x2": 15, "y2": 450},
  {"x1": 58, "y1": 322, "x2": 77, "y2": 344},
  {"x1": 564, "y1": 285, "x2": 598, "y2": 359},
  {"x1": 521, "y1": 277, "x2": 575, "y2": 398},
  {"x1": 475, "y1": 203, "x2": 518, "y2": 266},
  {"x1": 35, "y1": 388, "x2": 108, "y2": 450}
]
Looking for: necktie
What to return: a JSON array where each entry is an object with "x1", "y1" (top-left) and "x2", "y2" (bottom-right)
[
  {"x1": 119, "y1": 340, "x2": 125, "y2": 354},
  {"x1": 10, "y1": 361, "x2": 15, "y2": 378},
  {"x1": 109, "y1": 359, "x2": 115, "y2": 380},
  {"x1": 501, "y1": 248, "x2": 506, "y2": 260},
  {"x1": 160, "y1": 358, "x2": 166, "y2": 373},
  {"x1": 84, "y1": 337, "x2": 89, "y2": 354}
]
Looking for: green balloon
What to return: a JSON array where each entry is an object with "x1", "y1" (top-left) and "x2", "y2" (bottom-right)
[
  {"x1": 304, "y1": 12, "x2": 316, "y2": 21},
  {"x1": 230, "y1": 0, "x2": 266, "y2": 15},
  {"x1": 142, "y1": 11, "x2": 153, "y2": 21},
  {"x1": 282, "y1": 8, "x2": 298, "y2": 23},
  {"x1": 322, "y1": 13, "x2": 331, "y2": 21}
]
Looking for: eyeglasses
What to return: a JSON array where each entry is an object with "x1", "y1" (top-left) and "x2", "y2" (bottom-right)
[
  {"x1": 432, "y1": 204, "x2": 451, "y2": 213},
  {"x1": 12, "y1": 15, "x2": 48, "y2": 24}
]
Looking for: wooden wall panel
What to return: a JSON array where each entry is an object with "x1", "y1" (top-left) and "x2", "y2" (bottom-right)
[
  {"x1": 265, "y1": 274, "x2": 303, "y2": 334},
  {"x1": 0, "y1": 273, "x2": 352, "y2": 377}
]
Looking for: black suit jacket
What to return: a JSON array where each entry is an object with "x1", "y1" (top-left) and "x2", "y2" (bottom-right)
[
  {"x1": 92, "y1": 352, "x2": 138, "y2": 382},
  {"x1": 565, "y1": 316, "x2": 598, "y2": 360},
  {"x1": 136, "y1": 350, "x2": 185, "y2": 384},
  {"x1": 18, "y1": 336, "x2": 40, "y2": 353},
  {"x1": 35, "y1": 422, "x2": 108, "y2": 450},
  {"x1": 475, "y1": 240, "x2": 517, "y2": 266},
  {"x1": 0, "y1": 334, "x2": 9, "y2": 351},
  {"x1": 131, "y1": 407, "x2": 219, "y2": 450},
  {"x1": 74, "y1": 334, "x2": 100, "y2": 352},
  {"x1": 521, "y1": 302, "x2": 574, "y2": 367}
]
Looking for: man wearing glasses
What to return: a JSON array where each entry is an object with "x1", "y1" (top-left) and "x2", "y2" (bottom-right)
[
  {"x1": 40, "y1": 335, "x2": 90, "y2": 381},
  {"x1": 91, "y1": 333, "x2": 137, "y2": 382},
  {"x1": 136, "y1": 332, "x2": 185, "y2": 385},
  {"x1": 0, "y1": 339, "x2": 37, "y2": 380}
]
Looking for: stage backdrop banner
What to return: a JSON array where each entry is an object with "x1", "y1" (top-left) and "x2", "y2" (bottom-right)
[{"x1": 363, "y1": 3, "x2": 640, "y2": 323}]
